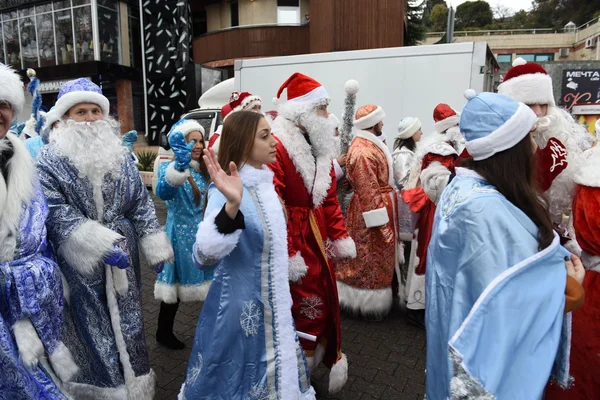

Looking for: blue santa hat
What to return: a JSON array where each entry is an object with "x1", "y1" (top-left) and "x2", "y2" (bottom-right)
[
  {"x1": 460, "y1": 89, "x2": 537, "y2": 161},
  {"x1": 44, "y1": 78, "x2": 109, "y2": 127}
]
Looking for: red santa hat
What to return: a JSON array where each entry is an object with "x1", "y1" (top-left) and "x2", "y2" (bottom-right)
[
  {"x1": 354, "y1": 104, "x2": 386, "y2": 130},
  {"x1": 498, "y1": 58, "x2": 555, "y2": 106},
  {"x1": 228, "y1": 91, "x2": 261, "y2": 113},
  {"x1": 433, "y1": 103, "x2": 460, "y2": 133},
  {"x1": 274, "y1": 72, "x2": 329, "y2": 110}
]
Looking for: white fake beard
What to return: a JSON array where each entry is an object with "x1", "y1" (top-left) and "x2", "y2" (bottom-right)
[
  {"x1": 298, "y1": 111, "x2": 338, "y2": 158},
  {"x1": 50, "y1": 117, "x2": 126, "y2": 184}
]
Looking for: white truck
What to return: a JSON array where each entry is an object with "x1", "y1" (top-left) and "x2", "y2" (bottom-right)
[{"x1": 234, "y1": 42, "x2": 499, "y2": 145}]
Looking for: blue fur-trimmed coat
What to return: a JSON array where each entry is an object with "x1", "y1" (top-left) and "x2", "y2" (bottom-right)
[{"x1": 181, "y1": 166, "x2": 316, "y2": 400}]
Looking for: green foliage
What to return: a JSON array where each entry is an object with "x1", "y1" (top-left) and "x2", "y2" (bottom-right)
[
  {"x1": 429, "y1": 4, "x2": 449, "y2": 32},
  {"x1": 529, "y1": 0, "x2": 600, "y2": 29},
  {"x1": 422, "y1": 0, "x2": 448, "y2": 29},
  {"x1": 405, "y1": 0, "x2": 427, "y2": 46},
  {"x1": 455, "y1": 1, "x2": 493, "y2": 30},
  {"x1": 135, "y1": 150, "x2": 157, "y2": 172}
]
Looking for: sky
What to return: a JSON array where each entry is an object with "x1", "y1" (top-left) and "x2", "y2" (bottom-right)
[{"x1": 448, "y1": 0, "x2": 533, "y2": 13}]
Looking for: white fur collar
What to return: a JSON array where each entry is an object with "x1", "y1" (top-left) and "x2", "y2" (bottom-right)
[
  {"x1": 355, "y1": 130, "x2": 395, "y2": 187},
  {"x1": 271, "y1": 117, "x2": 333, "y2": 207},
  {"x1": 239, "y1": 165, "x2": 275, "y2": 188},
  {"x1": 0, "y1": 133, "x2": 36, "y2": 262},
  {"x1": 574, "y1": 146, "x2": 600, "y2": 187}
]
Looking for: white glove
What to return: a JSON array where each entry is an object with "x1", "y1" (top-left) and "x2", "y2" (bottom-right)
[{"x1": 420, "y1": 162, "x2": 451, "y2": 204}]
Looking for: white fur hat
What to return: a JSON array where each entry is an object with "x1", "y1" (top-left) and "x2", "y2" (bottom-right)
[
  {"x1": 0, "y1": 63, "x2": 25, "y2": 120},
  {"x1": 397, "y1": 117, "x2": 421, "y2": 139},
  {"x1": 354, "y1": 104, "x2": 385, "y2": 130},
  {"x1": 498, "y1": 58, "x2": 555, "y2": 106}
]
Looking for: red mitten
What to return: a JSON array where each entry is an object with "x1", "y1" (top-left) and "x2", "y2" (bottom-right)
[{"x1": 536, "y1": 137, "x2": 568, "y2": 192}]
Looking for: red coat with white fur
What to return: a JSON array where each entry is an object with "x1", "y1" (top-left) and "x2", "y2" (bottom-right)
[{"x1": 269, "y1": 117, "x2": 354, "y2": 375}]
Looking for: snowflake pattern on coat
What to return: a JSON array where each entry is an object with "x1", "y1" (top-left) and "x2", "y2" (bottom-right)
[
  {"x1": 186, "y1": 352, "x2": 203, "y2": 386},
  {"x1": 240, "y1": 300, "x2": 261, "y2": 337},
  {"x1": 245, "y1": 382, "x2": 277, "y2": 400},
  {"x1": 299, "y1": 295, "x2": 324, "y2": 320}
]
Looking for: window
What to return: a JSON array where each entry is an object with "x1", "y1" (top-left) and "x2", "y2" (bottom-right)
[
  {"x1": 230, "y1": 0, "x2": 239, "y2": 27},
  {"x1": 73, "y1": 6, "x2": 93, "y2": 62},
  {"x1": 37, "y1": 12, "x2": 56, "y2": 66},
  {"x1": 128, "y1": 5, "x2": 142, "y2": 69},
  {"x1": 0, "y1": 22, "x2": 4, "y2": 65},
  {"x1": 98, "y1": 0, "x2": 120, "y2": 63},
  {"x1": 517, "y1": 53, "x2": 554, "y2": 62},
  {"x1": 3, "y1": 18, "x2": 21, "y2": 68},
  {"x1": 55, "y1": 9, "x2": 74, "y2": 64},
  {"x1": 277, "y1": 0, "x2": 300, "y2": 24},
  {"x1": 20, "y1": 12, "x2": 39, "y2": 68},
  {"x1": 497, "y1": 54, "x2": 512, "y2": 63}
]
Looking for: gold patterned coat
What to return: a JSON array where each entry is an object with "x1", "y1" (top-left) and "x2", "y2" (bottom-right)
[{"x1": 335, "y1": 130, "x2": 399, "y2": 319}]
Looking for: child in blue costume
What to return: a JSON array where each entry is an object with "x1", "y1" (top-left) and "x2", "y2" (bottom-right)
[
  {"x1": 154, "y1": 118, "x2": 212, "y2": 349},
  {"x1": 180, "y1": 111, "x2": 316, "y2": 399},
  {"x1": 425, "y1": 90, "x2": 585, "y2": 399}
]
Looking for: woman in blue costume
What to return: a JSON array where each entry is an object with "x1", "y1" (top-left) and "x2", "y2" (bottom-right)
[
  {"x1": 425, "y1": 90, "x2": 586, "y2": 399},
  {"x1": 0, "y1": 63, "x2": 78, "y2": 399},
  {"x1": 180, "y1": 111, "x2": 316, "y2": 399},
  {"x1": 154, "y1": 118, "x2": 212, "y2": 349}
]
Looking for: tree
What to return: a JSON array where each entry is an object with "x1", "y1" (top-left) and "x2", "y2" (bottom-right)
[
  {"x1": 429, "y1": 4, "x2": 449, "y2": 32},
  {"x1": 405, "y1": 0, "x2": 426, "y2": 46},
  {"x1": 528, "y1": 0, "x2": 600, "y2": 29},
  {"x1": 492, "y1": 4, "x2": 513, "y2": 23},
  {"x1": 455, "y1": 1, "x2": 493, "y2": 30}
]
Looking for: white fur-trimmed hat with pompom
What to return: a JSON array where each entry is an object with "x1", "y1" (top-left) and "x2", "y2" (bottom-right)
[
  {"x1": 354, "y1": 104, "x2": 385, "y2": 130},
  {"x1": 498, "y1": 57, "x2": 555, "y2": 106},
  {"x1": 0, "y1": 63, "x2": 25, "y2": 121}
]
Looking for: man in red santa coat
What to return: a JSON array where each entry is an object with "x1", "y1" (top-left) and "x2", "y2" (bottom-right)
[
  {"x1": 546, "y1": 145, "x2": 600, "y2": 399},
  {"x1": 401, "y1": 104, "x2": 460, "y2": 328},
  {"x1": 269, "y1": 72, "x2": 356, "y2": 394},
  {"x1": 498, "y1": 58, "x2": 596, "y2": 253}
]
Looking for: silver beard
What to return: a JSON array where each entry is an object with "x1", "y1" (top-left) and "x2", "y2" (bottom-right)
[
  {"x1": 298, "y1": 111, "x2": 338, "y2": 159},
  {"x1": 50, "y1": 117, "x2": 127, "y2": 185}
]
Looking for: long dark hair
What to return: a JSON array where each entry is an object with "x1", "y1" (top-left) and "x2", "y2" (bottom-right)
[
  {"x1": 470, "y1": 134, "x2": 554, "y2": 250},
  {"x1": 218, "y1": 111, "x2": 264, "y2": 174},
  {"x1": 394, "y1": 136, "x2": 416, "y2": 152}
]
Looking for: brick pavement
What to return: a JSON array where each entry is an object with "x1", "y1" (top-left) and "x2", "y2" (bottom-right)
[{"x1": 142, "y1": 194, "x2": 426, "y2": 399}]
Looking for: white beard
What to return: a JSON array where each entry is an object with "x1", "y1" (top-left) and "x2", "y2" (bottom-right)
[
  {"x1": 50, "y1": 117, "x2": 126, "y2": 186},
  {"x1": 298, "y1": 111, "x2": 338, "y2": 158}
]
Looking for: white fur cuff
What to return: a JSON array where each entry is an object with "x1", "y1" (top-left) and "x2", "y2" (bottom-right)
[
  {"x1": 58, "y1": 220, "x2": 123, "y2": 276},
  {"x1": 12, "y1": 319, "x2": 44, "y2": 369},
  {"x1": 420, "y1": 161, "x2": 451, "y2": 204},
  {"x1": 328, "y1": 353, "x2": 348, "y2": 393},
  {"x1": 49, "y1": 341, "x2": 80, "y2": 382},
  {"x1": 140, "y1": 231, "x2": 174, "y2": 267},
  {"x1": 363, "y1": 207, "x2": 389, "y2": 228},
  {"x1": 328, "y1": 237, "x2": 357, "y2": 259},
  {"x1": 194, "y1": 209, "x2": 242, "y2": 266},
  {"x1": 582, "y1": 251, "x2": 600, "y2": 272},
  {"x1": 165, "y1": 163, "x2": 190, "y2": 187},
  {"x1": 154, "y1": 281, "x2": 212, "y2": 303},
  {"x1": 289, "y1": 252, "x2": 309, "y2": 282}
]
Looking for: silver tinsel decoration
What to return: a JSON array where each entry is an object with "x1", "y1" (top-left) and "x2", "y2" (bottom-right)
[{"x1": 336, "y1": 79, "x2": 359, "y2": 215}]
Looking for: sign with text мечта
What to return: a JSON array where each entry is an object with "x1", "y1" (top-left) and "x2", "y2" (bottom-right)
[{"x1": 561, "y1": 69, "x2": 600, "y2": 110}]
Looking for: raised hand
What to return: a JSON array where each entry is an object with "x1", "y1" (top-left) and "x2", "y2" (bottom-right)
[
  {"x1": 203, "y1": 148, "x2": 243, "y2": 218},
  {"x1": 170, "y1": 131, "x2": 195, "y2": 171},
  {"x1": 122, "y1": 130, "x2": 138, "y2": 152}
]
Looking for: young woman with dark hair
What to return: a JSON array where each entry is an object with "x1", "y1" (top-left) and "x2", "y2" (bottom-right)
[
  {"x1": 181, "y1": 111, "x2": 316, "y2": 399},
  {"x1": 154, "y1": 118, "x2": 211, "y2": 350},
  {"x1": 425, "y1": 91, "x2": 585, "y2": 399}
]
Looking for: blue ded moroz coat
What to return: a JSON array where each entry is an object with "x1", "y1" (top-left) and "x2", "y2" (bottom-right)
[
  {"x1": 180, "y1": 166, "x2": 316, "y2": 400},
  {"x1": 426, "y1": 168, "x2": 572, "y2": 399}
]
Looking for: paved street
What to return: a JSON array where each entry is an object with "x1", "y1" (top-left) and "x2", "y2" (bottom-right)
[{"x1": 141, "y1": 194, "x2": 426, "y2": 399}]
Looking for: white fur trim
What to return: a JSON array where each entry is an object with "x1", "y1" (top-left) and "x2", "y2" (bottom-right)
[
  {"x1": 139, "y1": 231, "x2": 174, "y2": 267},
  {"x1": 165, "y1": 162, "x2": 190, "y2": 187},
  {"x1": 574, "y1": 146, "x2": 600, "y2": 187},
  {"x1": 355, "y1": 130, "x2": 395, "y2": 187},
  {"x1": 153, "y1": 280, "x2": 212, "y2": 303},
  {"x1": 178, "y1": 384, "x2": 185, "y2": 400},
  {"x1": 60, "y1": 271, "x2": 70, "y2": 305},
  {"x1": 112, "y1": 267, "x2": 129, "y2": 297},
  {"x1": 465, "y1": 102, "x2": 537, "y2": 160},
  {"x1": 328, "y1": 353, "x2": 348, "y2": 394},
  {"x1": 354, "y1": 106, "x2": 386, "y2": 130},
  {"x1": 65, "y1": 370, "x2": 155, "y2": 400},
  {"x1": 233, "y1": 95, "x2": 262, "y2": 113},
  {"x1": 336, "y1": 281, "x2": 393, "y2": 318},
  {"x1": 305, "y1": 342, "x2": 326, "y2": 372},
  {"x1": 328, "y1": 236, "x2": 357, "y2": 259},
  {"x1": 12, "y1": 318, "x2": 44, "y2": 368},
  {"x1": 289, "y1": 252, "x2": 309, "y2": 282},
  {"x1": 498, "y1": 72, "x2": 555, "y2": 106},
  {"x1": 435, "y1": 115, "x2": 460, "y2": 133},
  {"x1": 420, "y1": 161, "x2": 452, "y2": 204},
  {"x1": 168, "y1": 120, "x2": 205, "y2": 137},
  {"x1": 582, "y1": 251, "x2": 600, "y2": 272},
  {"x1": 194, "y1": 209, "x2": 242, "y2": 265},
  {"x1": 58, "y1": 220, "x2": 123, "y2": 276},
  {"x1": 272, "y1": 117, "x2": 333, "y2": 207},
  {"x1": 363, "y1": 207, "x2": 390, "y2": 228},
  {"x1": 397, "y1": 118, "x2": 421, "y2": 140},
  {"x1": 0, "y1": 64, "x2": 25, "y2": 118},
  {"x1": 283, "y1": 85, "x2": 329, "y2": 106},
  {"x1": 49, "y1": 341, "x2": 80, "y2": 382},
  {"x1": 406, "y1": 270, "x2": 425, "y2": 310},
  {"x1": 0, "y1": 134, "x2": 36, "y2": 262},
  {"x1": 49, "y1": 91, "x2": 110, "y2": 121}
]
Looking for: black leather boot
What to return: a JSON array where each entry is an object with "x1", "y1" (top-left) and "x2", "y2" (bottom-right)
[{"x1": 156, "y1": 300, "x2": 185, "y2": 350}]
